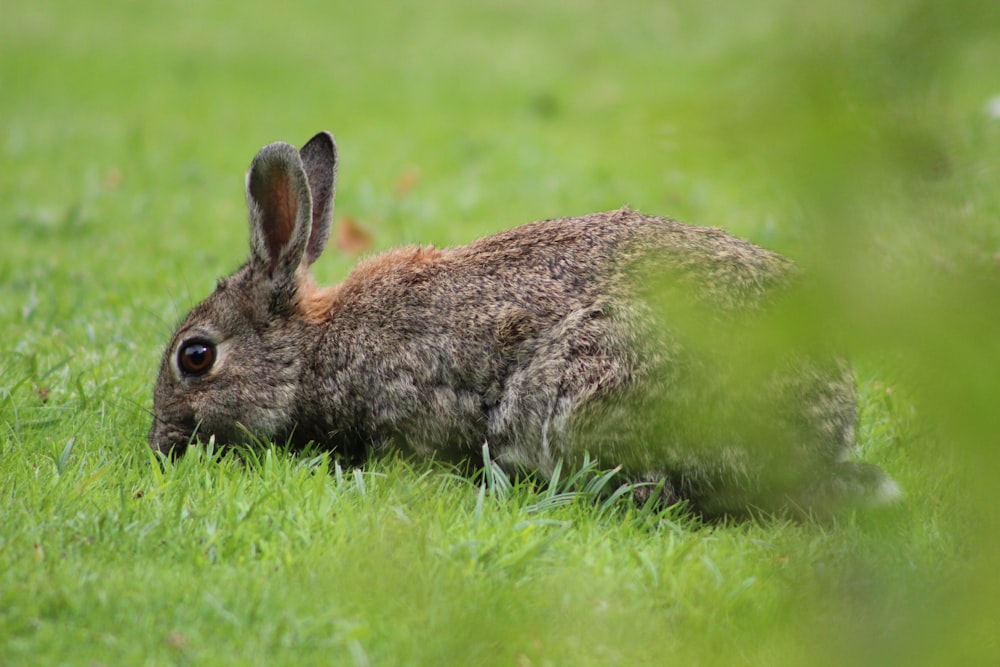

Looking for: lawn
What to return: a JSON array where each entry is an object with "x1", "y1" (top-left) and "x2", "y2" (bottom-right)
[{"x1": 2, "y1": 0, "x2": 999, "y2": 664}]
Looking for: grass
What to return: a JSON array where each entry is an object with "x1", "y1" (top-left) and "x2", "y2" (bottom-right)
[{"x1": 2, "y1": 0, "x2": 999, "y2": 664}]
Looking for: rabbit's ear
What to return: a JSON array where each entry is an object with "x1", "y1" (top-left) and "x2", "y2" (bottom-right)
[
  {"x1": 246, "y1": 142, "x2": 313, "y2": 281},
  {"x1": 299, "y1": 132, "x2": 337, "y2": 266}
]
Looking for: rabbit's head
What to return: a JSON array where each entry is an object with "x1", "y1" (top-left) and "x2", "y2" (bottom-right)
[{"x1": 149, "y1": 132, "x2": 338, "y2": 455}]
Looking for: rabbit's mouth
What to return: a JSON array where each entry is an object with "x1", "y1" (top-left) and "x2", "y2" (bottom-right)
[
  {"x1": 148, "y1": 412, "x2": 202, "y2": 456},
  {"x1": 149, "y1": 411, "x2": 276, "y2": 456},
  {"x1": 148, "y1": 427, "x2": 190, "y2": 457}
]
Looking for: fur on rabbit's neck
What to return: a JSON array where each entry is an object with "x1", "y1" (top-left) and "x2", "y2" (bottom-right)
[
  {"x1": 295, "y1": 245, "x2": 445, "y2": 324},
  {"x1": 297, "y1": 273, "x2": 345, "y2": 324}
]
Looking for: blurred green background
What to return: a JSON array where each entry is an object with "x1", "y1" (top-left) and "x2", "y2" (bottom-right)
[{"x1": 2, "y1": 0, "x2": 999, "y2": 664}]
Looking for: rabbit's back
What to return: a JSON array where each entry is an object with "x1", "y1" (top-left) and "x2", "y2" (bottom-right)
[
  {"x1": 321, "y1": 207, "x2": 792, "y2": 326},
  {"x1": 454, "y1": 207, "x2": 793, "y2": 307}
]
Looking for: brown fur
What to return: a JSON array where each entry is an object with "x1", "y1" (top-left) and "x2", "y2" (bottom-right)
[
  {"x1": 297, "y1": 246, "x2": 446, "y2": 323},
  {"x1": 297, "y1": 275, "x2": 343, "y2": 324}
]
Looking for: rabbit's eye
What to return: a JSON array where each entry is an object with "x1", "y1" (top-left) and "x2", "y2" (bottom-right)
[{"x1": 178, "y1": 339, "x2": 216, "y2": 376}]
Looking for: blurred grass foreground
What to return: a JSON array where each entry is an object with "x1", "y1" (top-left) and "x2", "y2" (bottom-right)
[{"x1": 1, "y1": 0, "x2": 1000, "y2": 664}]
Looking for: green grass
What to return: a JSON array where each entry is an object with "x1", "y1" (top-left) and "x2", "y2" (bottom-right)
[{"x1": 2, "y1": 0, "x2": 999, "y2": 664}]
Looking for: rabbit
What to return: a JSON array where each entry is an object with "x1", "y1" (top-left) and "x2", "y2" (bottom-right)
[{"x1": 149, "y1": 131, "x2": 900, "y2": 516}]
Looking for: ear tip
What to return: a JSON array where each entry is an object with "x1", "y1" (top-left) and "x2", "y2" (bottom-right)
[
  {"x1": 303, "y1": 131, "x2": 337, "y2": 157},
  {"x1": 256, "y1": 140, "x2": 302, "y2": 159},
  {"x1": 249, "y1": 141, "x2": 304, "y2": 174}
]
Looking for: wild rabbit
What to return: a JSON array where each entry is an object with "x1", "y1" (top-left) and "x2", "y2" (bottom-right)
[{"x1": 149, "y1": 131, "x2": 899, "y2": 515}]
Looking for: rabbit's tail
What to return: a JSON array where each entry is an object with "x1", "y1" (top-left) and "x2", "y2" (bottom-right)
[{"x1": 793, "y1": 461, "x2": 903, "y2": 514}]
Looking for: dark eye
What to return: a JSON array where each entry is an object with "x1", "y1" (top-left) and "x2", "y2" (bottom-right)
[{"x1": 178, "y1": 339, "x2": 217, "y2": 376}]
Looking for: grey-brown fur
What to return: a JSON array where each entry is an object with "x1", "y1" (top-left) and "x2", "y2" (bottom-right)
[{"x1": 149, "y1": 131, "x2": 899, "y2": 515}]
